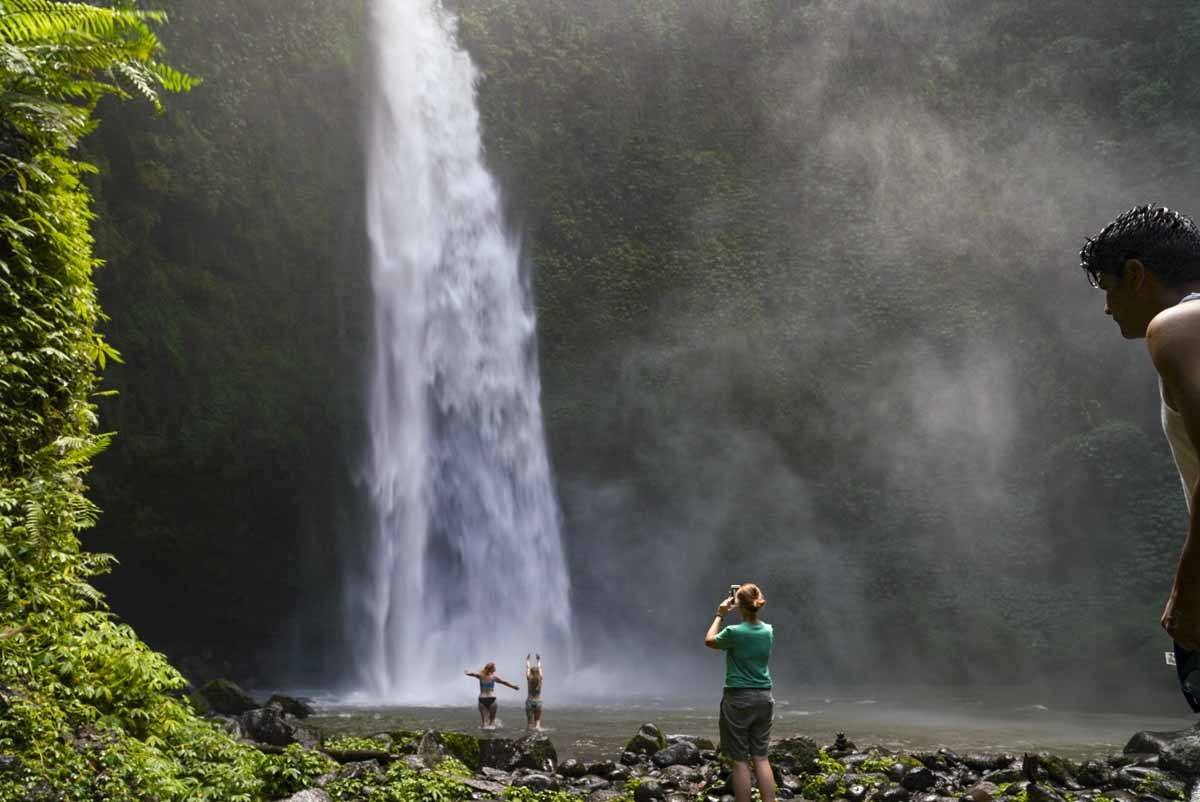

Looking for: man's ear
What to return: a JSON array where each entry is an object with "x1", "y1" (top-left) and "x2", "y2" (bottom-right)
[{"x1": 1123, "y1": 257, "x2": 1148, "y2": 291}]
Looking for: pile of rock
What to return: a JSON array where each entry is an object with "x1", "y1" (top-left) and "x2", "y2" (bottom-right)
[
  {"x1": 189, "y1": 684, "x2": 1200, "y2": 802},
  {"x1": 193, "y1": 678, "x2": 319, "y2": 749}
]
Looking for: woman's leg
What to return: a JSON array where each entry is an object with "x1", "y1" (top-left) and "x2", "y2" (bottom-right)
[
  {"x1": 730, "y1": 760, "x2": 753, "y2": 802},
  {"x1": 488, "y1": 701, "x2": 498, "y2": 726},
  {"x1": 752, "y1": 757, "x2": 777, "y2": 802},
  {"x1": 525, "y1": 702, "x2": 533, "y2": 730},
  {"x1": 534, "y1": 705, "x2": 543, "y2": 730},
  {"x1": 477, "y1": 701, "x2": 487, "y2": 728}
]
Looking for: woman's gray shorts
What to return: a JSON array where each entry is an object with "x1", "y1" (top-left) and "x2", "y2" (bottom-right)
[{"x1": 719, "y1": 688, "x2": 774, "y2": 760}]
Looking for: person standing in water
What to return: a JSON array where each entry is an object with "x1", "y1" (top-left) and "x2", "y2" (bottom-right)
[
  {"x1": 1081, "y1": 205, "x2": 1200, "y2": 709},
  {"x1": 464, "y1": 662, "x2": 519, "y2": 728},
  {"x1": 705, "y1": 583, "x2": 776, "y2": 802},
  {"x1": 525, "y1": 653, "x2": 544, "y2": 731}
]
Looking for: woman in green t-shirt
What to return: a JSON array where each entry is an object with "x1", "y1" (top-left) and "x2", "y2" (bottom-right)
[{"x1": 705, "y1": 583, "x2": 775, "y2": 802}]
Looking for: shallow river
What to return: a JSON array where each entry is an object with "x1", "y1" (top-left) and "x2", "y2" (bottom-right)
[{"x1": 306, "y1": 690, "x2": 1193, "y2": 762}]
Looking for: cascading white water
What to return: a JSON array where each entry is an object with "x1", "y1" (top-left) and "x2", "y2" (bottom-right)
[{"x1": 356, "y1": 0, "x2": 574, "y2": 701}]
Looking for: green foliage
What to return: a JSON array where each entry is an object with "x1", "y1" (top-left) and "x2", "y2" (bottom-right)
[
  {"x1": 0, "y1": 2, "x2": 290, "y2": 801},
  {"x1": 260, "y1": 743, "x2": 336, "y2": 799},
  {"x1": 815, "y1": 749, "x2": 847, "y2": 776},
  {"x1": 505, "y1": 786, "x2": 586, "y2": 802},
  {"x1": 326, "y1": 757, "x2": 473, "y2": 802},
  {"x1": 856, "y1": 752, "x2": 923, "y2": 775},
  {"x1": 325, "y1": 733, "x2": 396, "y2": 753}
]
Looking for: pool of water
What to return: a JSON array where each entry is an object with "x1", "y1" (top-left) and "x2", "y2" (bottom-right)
[{"x1": 305, "y1": 690, "x2": 1193, "y2": 762}]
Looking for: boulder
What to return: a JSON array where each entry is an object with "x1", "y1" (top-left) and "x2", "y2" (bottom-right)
[
  {"x1": 588, "y1": 791, "x2": 625, "y2": 802},
  {"x1": 653, "y1": 741, "x2": 702, "y2": 768},
  {"x1": 1126, "y1": 728, "x2": 1196, "y2": 756},
  {"x1": 668, "y1": 734, "x2": 717, "y2": 751},
  {"x1": 514, "y1": 735, "x2": 558, "y2": 772},
  {"x1": 768, "y1": 736, "x2": 821, "y2": 774},
  {"x1": 1026, "y1": 785, "x2": 1064, "y2": 802},
  {"x1": 574, "y1": 776, "x2": 612, "y2": 793},
  {"x1": 963, "y1": 755, "x2": 1015, "y2": 773},
  {"x1": 961, "y1": 781, "x2": 999, "y2": 802},
  {"x1": 282, "y1": 790, "x2": 330, "y2": 802},
  {"x1": 587, "y1": 760, "x2": 618, "y2": 778},
  {"x1": 627, "y1": 724, "x2": 667, "y2": 757},
  {"x1": 877, "y1": 788, "x2": 911, "y2": 802},
  {"x1": 1075, "y1": 760, "x2": 1112, "y2": 788},
  {"x1": 902, "y1": 768, "x2": 937, "y2": 792},
  {"x1": 461, "y1": 777, "x2": 508, "y2": 796},
  {"x1": 635, "y1": 779, "x2": 666, "y2": 802},
  {"x1": 197, "y1": 679, "x2": 259, "y2": 716},
  {"x1": 239, "y1": 707, "x2": 296, "y2": 746},
  {"x1": 515, "y1": 772, "x2": 560, "y2": 792},
  {"x1": 558, "y1": 758, "x2": 588, "y2": 778},
  {"x1": 479, "y1": 737, "x2": 518, "y2": 770},
  {"x1": 267, "y1": 694, "x2": 316, "y2": 719},
  {"x1": 1159, "y1": 734, "x2": 1200, "y2": 776}
]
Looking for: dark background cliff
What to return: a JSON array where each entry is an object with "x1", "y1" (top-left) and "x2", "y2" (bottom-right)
[{"x1": 84, "y1": 0, "x2": 1200, "y2": 702}]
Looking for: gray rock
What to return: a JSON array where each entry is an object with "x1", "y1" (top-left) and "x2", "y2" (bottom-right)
[
  {"x1": 769, "y1": 736, "x2": 821, "y2": 774},
  {"x1": 635, "y1": 780, "x2": 666, "y2": 802},
  {"x1": 1076, "y1": 760, "x2": 1112, "y2": 788},
  {"x1": 462, "y1": 777, "x2": 509, "y2": 796},
  {"x1": 267, "y1": 694, "x2": 316, "y2": 719},
  {"x1": 515, "y1": 772, "x2": 560, "y2": 792},
  {"x1": 479, "y1": 737, "x2": 518, "y2": 770},
  {"x1": 418, "y1": 731, "x2": 446, "y2": 767},
  {"x1": 961, "y1": 781, "x2": 999, "y2": 802},
  {"x1": 587, "y1": 760, "x2": 618, "y2": 778},
  {"x1": 197, "y1": 679, "x2": 259, "y2": 716},
  {"x1": 654, "y1": 741, "x2": 702, "y2": 768},
  {"x1": 1160, "y1": 735, "x2": 1200, "y2": 776},
  {"x1": 903, "y1": 768, "x2": 937, "y2": 792},
  {"x1": 1101, "y1": 792, "x2": 1138, "y2": 802},
  {"x1": 574, "y1": 776, "x2": 612, "y2": 793},
  {"x1": 1027, "y1": 785, "x2": 1065, "y2": 802},
  {"x1": 668, "y1": 734, "x2": 718, "y2": 751},
  {"x1": 848, "y1": 785, "x2": 869, "y2": 802},
  {"x1": 777, "y1": 787, "x2": 795, "y2": 800},
  {"x1": 608, "y1": 766, "x2": 631, "y2": 782},
  {"x1": 511, "y1": 734, "x2": 558, "y2": 772},
  {"x1": 964, "y1": 755, "x2": 1016, "y2": 773},
  {"x1": 1126, "y1": 729, "x2": 1196, "y2": 756},
  {"x1": 587, "y1": 791, "x2": 623, "y2": 802},
  {"x1": 481, "y1": 767, "x2": 511, "y2": 781},
  {"x1": 983, "y1": 769, "x2": 1024, "y2": 785},
  {"x1": 628, "y1": 724, "x2": 667, "y2": 757},
  {"x1": 560, "y1": 759, "x2": 588, "y2": 778},
  {"x1": 239, "y1": 706, "x2": 295, "y2": 746},
  {"x1": 878, "y1": 788, "x2": 911, "y2": 802},
  {"x1": 282, "y1": 791, "x2": 331, "y2": 802}
]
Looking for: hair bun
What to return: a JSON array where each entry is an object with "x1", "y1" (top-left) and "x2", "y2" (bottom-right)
[{"x1": 753, "y1": 597, "x2": 766, "y2": 609}]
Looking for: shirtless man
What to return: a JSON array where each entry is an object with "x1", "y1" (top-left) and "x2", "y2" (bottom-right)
[{"x1": 1081, "y1": 205, "x2": 1200, "y2": 708}]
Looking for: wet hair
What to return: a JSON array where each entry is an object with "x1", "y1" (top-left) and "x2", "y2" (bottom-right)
[
  {"x1": 481, "y1": 662, "x2": 496, "y2": 674},
  {"x1": 736, "y1": 583, "x2": 766, "y2": 615},
  {"x1": 1080, "y1": 205, "x2": 1200, "y2": 288}
]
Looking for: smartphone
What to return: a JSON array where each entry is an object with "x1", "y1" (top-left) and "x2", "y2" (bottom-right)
[{"x1": 729, "y1": 584, "x2": 739, "y2": 601}]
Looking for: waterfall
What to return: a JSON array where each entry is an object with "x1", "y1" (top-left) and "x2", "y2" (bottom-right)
[{"x1": 355, "y1": 0, "x2": 574, "y2": 701}]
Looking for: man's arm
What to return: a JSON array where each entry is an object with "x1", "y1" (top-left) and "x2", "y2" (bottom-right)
[{"x1": 1148, "y1": 307, "x2": 1200, "y2": 649}]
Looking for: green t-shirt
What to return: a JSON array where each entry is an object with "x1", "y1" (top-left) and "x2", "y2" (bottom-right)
[{"x1": 714, "y1": 621, "x2": 773, "y2": 689}]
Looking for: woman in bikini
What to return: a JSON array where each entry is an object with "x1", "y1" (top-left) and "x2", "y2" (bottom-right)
[
  {"x1": 464, "y1": 662, "x2": 519, "y2": 729},
  {"x1": 525, "y1": 653, "x2": 544, "y2": 731}
]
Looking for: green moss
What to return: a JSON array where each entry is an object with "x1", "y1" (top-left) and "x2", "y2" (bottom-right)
[
  {"x1": 441, "y1": 732, "x2": 481, "y2": 771},
  {"x1": 857, "y1": 752, "x2": 922, "y2": 774},
  {"x1": 324, "y1": 734, "x2": 394, "y2": 753},
  {"x1": 817, "y1": 749, "x2": 848, "y2": 775}
]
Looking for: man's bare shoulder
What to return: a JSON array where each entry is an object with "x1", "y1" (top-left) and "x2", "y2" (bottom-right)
[{"x1": 1148, "y1": 301, "x2": 1200, "y2": 376}]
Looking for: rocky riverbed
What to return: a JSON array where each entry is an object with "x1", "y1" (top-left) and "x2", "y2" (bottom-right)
[{"x1": 192, "y1": 681, "x2": 1200, "y2": 802}]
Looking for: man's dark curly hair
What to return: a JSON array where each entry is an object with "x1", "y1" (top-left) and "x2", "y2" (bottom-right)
[{"x1": 1080, "y1": 205, "x2": 1200, "y2": 287}]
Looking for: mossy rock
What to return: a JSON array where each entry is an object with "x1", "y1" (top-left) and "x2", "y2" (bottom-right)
[
  {"x1": 196, "y1": 679, "x2": 259, "y2": 716},
  {"x1": 769, "y1": 736, "x2": 821, "y2": 774},
  {"x1": 441, "y1": 732, "x2": 481, "y2": 771},
  {"x1": 626, "y1": 724, "x2": 666, "y2": 756},
  {"x1": 388, "y1": 730, "x2": 422, "y2": 754}
]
